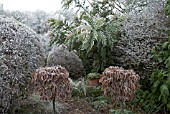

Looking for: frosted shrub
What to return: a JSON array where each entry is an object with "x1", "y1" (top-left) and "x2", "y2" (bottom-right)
[
  {"x1": 122, "y1": 0, "x2": 169, "y2": 63},
  {"x1": 116, "y1": 0, "x2": 170, "y2": 80},
  {"x1": 0, "y1": 16, "x2": 45, "y2": 113},
  {"x1": 47, "y1": 44, "x2": 84, "y2": 78}
]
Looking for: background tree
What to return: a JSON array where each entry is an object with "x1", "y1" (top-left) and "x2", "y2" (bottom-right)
[{"x1": 49, "y1": 0, "x2": 123, "y2": 73}]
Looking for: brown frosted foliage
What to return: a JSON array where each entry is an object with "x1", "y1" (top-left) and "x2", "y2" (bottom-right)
[
  {"x1": 32, "y1": 66, "x2": 72, "y2": 101},
  {"x1": 99, "y1": 66, "x2": 140, "y2": 103}
]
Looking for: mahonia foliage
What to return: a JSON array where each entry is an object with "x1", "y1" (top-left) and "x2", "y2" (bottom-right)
[
  {"x1": 99, "y1": 66, "x2": 140, "y2": 103},
  {"x1": 129, "y1": 1, "x2": 170, "y2": 112},
  {"x1": 143, "y1": 1, "x2": 170, "y2": 111},
  {"x1": 49, "y1": 0, "x2": 122, "y2": 73},
  {"x1": 150, "y1": 35, "x2": 170, "y2": 111},
  {"x1": 165, "y1": 0, "x2": 170, "y2": 16},
  {"x1": 32, "y1": 66, "x2": 72, "y2": 101}
]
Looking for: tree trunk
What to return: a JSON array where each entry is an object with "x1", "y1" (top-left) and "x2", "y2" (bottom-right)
[{"x1": 53, "y1": 98, "x2": 56, "y2": 114}]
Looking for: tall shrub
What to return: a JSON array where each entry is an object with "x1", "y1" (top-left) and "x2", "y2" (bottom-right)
[
  {"x1": 49, "y1": 0, "x2": 123, "y2": 73},
  {"x1": 135, "y1": 1, "x2": 170, "y2": 112},
  {"x1": 149, "y1": 35, "x2": 170, "y2": 112},
  {"x1": 150, "y1": 1, "x2": 170, "y2": 109},
  {"x1": 116, "y1": 0, "x2": 169, "y2": 88}
]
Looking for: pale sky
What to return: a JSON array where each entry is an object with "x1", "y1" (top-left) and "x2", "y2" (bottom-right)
[{"x1": 0, "y1": 0, "x2": 62, "y2": 12}]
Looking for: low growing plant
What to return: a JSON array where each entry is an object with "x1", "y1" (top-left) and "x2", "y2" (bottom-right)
[
  {"x1": 91, "y1": 100, "x2": 108, "y2": 111},
  {"x1": 109, "y1": 109, "x2": 133, "y2": 114},
  {"x1": 87, "y1": 73, "x2": 101, "y2": 80},
  {"x1": 130, "y1": 89, "x2": 157, "y2": 112}
]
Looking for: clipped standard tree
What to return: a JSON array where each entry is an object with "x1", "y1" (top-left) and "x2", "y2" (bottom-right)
[
  {"x1": 32, "y1": 66, "x2": 72, "y2": 114},
  {"x1": 99, "y1": 66, "x2": 140, "y2": 113}
]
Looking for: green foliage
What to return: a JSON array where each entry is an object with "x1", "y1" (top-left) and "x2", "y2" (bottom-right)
[
  {"x1": 131, "y1": 89, "x2": 157, "y2": 112},
  {"x1": 91, "y1": 98, "x2": 108, "y2": 111},
  {"x1": 109, "y1": 109, "x2": 133, "y2": 114},
  {"x1": 71, "y1": 88, "x2": 85, "y2": 97},
  {"x1": 71, "y1": 85, "x2": 107, "y2": 111},
  {"x1": 150, "y1": 37, "x2": 170, "y2": 111},
  {"x1": 86, "y1": 73, "x2": 100, "y2": 80},
  {"x1": 134, "y1": 36, "x2": 170, "y2": 113},
  {"x1": 49, "y1": 0, "x2": 122, "y2": 73},
  {"x1": 72, "y1": 86, "x2": 102, "y2": 98},
  {"x1": 132, "y1": 2, "x2": 170, "y2": 113},
  {"x1": 165, "y1": 0, "x2": 170, "y2": 16},
  {"x1": 85, "y1": 94, "x2": 111, "y2": 112}
]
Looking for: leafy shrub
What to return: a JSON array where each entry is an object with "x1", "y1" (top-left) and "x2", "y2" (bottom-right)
[
  {"x1": 133, "y1": 36, "x2": 170, "y2": 113},
  {"x1": 149, "y1": 36, "x2": 170, "y2": 112},
  {"x1": 86, "y1": 86, "x2": 103, "y2": 97},
  {"x1": 117, "y1": 0, "x2": 169, "y2": 88},
  {"x1": 0, "y1": 16, "x2": 45, "y2": 113},
  {"x1": 49, "y1": 0, "x2": 122, "y2": 73},
  {"x1": 165, "y1": 0, "x2": 170, "y2": 16},
  {"x1": 131, "y1": 89, "x2": 157, "y2": 112},
  {"x1": 84, "y1": 90, "x2": 109, "y2": 112},
  {"x1": 71, "y1": 85, "x2": 105, "y2": 111},
  {"x1": 47, "y1": 44, "x2": 84, "y2": 78},
  {"x1": 91, "y1": 100, "x2": 108, "y2": 111},
  {"x1": 71, "y1": 88, "x2": 85, "y2": 97},
  {"x1": 72, "y1": 86, "x2": 102, "y2": 98}
]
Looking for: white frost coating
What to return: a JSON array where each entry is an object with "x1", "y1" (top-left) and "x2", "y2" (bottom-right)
[
  {"x1": 118, "y1": 0, "x2": 169, "y2": 63},
  {"x1": 115, "y1": 0, "x2": 169, "y2": 80},
  {"x1": 47, "y1": 44, "x2": 84, "y2": 78},
  {"x1": 39, "y1": 33, "x2": 51, "y2": 56},
  {"x1": 0, "y1": 15, "x2": 45, "y2": 113}
]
